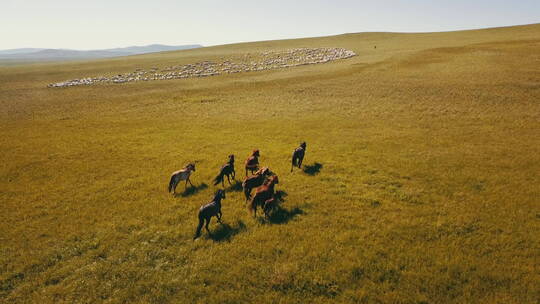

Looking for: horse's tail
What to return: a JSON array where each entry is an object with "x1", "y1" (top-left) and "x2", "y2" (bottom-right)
[
  {"x1": 242, "y1": 180, "x2": 250, "y2": 200},
  {"x1": 168, "y1": 174, "x2": 175, "y2": 193},
  {"x1": 213, "y1": 172, "x2": 223, "y2": 186},
  {"x1": 193, "y1": 216, "x2": 204, "y2": 240}
]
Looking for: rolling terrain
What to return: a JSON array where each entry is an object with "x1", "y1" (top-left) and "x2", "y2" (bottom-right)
[
  {"x1": 0, "y1": 24, "x2": 539, "y2": 303},
  {"x1": 0, "y1": 44, "x2": 203, "y2": 64}
]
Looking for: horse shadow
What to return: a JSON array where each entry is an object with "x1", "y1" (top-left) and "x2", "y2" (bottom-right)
[
  {"x1": 254, "y1": 190, "x2": 302, "y2": 224},
  {"x1": 267, "y1": 206, "x2": 304, "y2": 224},
  {"x1": 303, "y1": 162, "x2": 323, "y2": 175},
  {"x1": 225, "y1": 180, "x2": 243, "y2": 192},
  {"x1": 208, "y1": 220, "x2": 247, "y2": 242},
  {"x1": 176, "y1": 183, "x2": 208, "y2": 197}
]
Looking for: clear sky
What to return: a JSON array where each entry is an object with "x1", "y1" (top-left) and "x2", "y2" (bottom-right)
[{"x1": 1, "y1": 0, "x2": 539, "y2": 50}]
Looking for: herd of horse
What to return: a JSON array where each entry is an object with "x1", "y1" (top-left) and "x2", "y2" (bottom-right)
[{"x1": 168, "y1": 142, "x2": 307, "y2": 239}]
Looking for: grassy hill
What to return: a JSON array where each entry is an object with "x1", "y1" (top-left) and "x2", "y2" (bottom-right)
[{"x1": 1, "y1": 24, "x2": 539, "y2": 303}]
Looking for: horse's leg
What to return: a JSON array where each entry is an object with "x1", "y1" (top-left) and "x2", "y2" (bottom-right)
[
  {"x1": 263, "y1": 203, "x2": 269, "y2": 218},
  {"x1": 217, "y1": 212, "x2": 222, "y2": 223},
  {"x1": 205, "y1": 217, "x2": 211, "y2": 234},
  {"x1": 227, "y1": 174, "x2": 231, "y2": 185},
  {"x1": 244, "y1": 187, "x2": 249, "y2": 201},
  {"x1": 173, "y1": 178, "x2": 178, "y2": 194},
  {"x1": 188, "y1": 176, "x2": 194, "y2": 187},
  {"x1": 265, "y1": 205, "x2": 272, "y2": 218},
  {"x1": 246, "y1": 188, "x2": 252, "y2": 201}
]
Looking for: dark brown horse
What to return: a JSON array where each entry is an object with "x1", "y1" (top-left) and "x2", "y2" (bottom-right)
[
  {"x1": 242, "y1": 167, "x2": 272, "y2": 201},
  {"x1": 245, "y1": 149, "x2": 260, "y2": 176},
  {"x1": 249, "y1": 175, "x2": 279, "y2": 217},
  {"x1": 213, "y1": 154, "x2": 235, "y2": 186},
  {"x1": 291, "y1": 142, "x2": 306, "y2": 172},
  {"x1": 194, "y1": 189, "x2": 226, "y2": 239}
]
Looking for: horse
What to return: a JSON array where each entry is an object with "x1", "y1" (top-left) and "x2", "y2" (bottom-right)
[
  {"x1": 245, "y1": 149, "x2": 260, "y2": 176},
  {"x1": 213, "y1": 154, "x2": 235, "y2": 186},
  {"x1": 168, "y1": 163, "x2": 196, "y2": 194},
  {"x1": 242, "y1": 167, "x2": 272, "y2": 201},
  {"x1": 263, "y1": 197, "x2": 280, "y2": 218},
  {"x1": 249, "y1": 175, "x2": 279, "y2": 217},
  {"x1": 291, "y1": 142, "x2": 307, "y2": 172},
  {"x1": 193, "y1": 189, "x2": 226, "y2": 239}
]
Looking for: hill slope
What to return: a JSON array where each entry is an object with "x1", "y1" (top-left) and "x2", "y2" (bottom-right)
[{"x1": 0, "y1": 24, "x2": 539, "y2": 303}]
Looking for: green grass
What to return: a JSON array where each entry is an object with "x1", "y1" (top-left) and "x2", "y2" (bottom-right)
[{"x1": 1, "y1": 24, "x2": 539, "y2": 303}]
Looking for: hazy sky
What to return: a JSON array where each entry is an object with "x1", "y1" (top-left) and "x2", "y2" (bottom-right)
[{"x1": 1, "y1": 0, "x2": 539, "y2": 50}]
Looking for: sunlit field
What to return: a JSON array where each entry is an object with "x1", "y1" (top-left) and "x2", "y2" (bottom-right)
[{"x1": 1, "y1": 24, "x2": 539, "y2": 303}]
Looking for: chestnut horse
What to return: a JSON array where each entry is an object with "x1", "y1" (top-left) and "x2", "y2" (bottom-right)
[
  {"x1": 291, "y1": 142, "x2": 306, "y2": 172},
  {"x1": 249, "y1": 175, "x2": 279, "y2": 217},
  {"x1": 213, "y1": 154, "x2": 235, "y2": 186},
  {"x1": 245, "y1": 149, "x2": 260, "y2": 176},
  {"x1": 242, "y1": 167, "x2": 272, "y2": 201},
  {"x1": 193, "y1": 189, "x2": 226, "y2": 239}
]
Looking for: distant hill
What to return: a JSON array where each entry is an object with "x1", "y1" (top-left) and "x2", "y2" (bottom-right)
[
  {"x1": 0, "y1": 48, "x2": 47, "y2": 55},
  {"x1": 0, "y1": 44, "x2": 202, "y2": 61}
]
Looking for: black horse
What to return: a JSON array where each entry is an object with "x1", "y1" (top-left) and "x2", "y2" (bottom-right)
[
  {"x1": 291, "y1": 142, "x2": 307, "y2": 172},
  {"x1": 194, "y1": 189, "x2": 226, "y2": 239},
  {"x1": 213, "y1": 154, "x2": 235, "y2": 186}
]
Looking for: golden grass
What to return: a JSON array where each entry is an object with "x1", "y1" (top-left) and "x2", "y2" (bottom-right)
[{"x1": 1, "y1": 24, "x2": 539, "y2": 303}]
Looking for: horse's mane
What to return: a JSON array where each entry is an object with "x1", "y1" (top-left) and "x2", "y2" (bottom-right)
[
  {"x1": 255, "y1": 167, "x2": 268, "y2": 175},
  {"x1": 213, "y1": 190, "x2": 224, "y2": 202}
]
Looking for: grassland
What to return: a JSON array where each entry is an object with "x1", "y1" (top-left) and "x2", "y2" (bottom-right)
[{"x1": 1, "y1": 24, "x2": 539, "y2": 303}]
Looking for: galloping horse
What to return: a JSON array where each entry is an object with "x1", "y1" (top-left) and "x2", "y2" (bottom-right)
[
  {"x1": 193, "y1": 189, "x2": 226, "y2": 239},
  {"x1": 291, "y1": 142, "x2": 307, "y2": 172},
  {"x1": 242, "y1": 167, "x2": 272, "y2": 201},
  {"x1": 213, "y1": 154, "x2": 235, "y2": 186},
  {"x1": 245, "y1": 149, "x2": 260, "y2": 176},
  {"x1": 168, "y1": 163, "x2": 196, "y2": 194},
  {"x1": 249, "y1": 175, "x2": 279, "y2": 217}
]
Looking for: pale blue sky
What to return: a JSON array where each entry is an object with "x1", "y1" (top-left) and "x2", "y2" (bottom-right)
[{"x1": 1, "y1": 0, "x2": 539, "y2": 50}]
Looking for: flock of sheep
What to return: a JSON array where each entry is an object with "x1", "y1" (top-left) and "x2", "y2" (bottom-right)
[{"x1": 47, "y1": 48, "x2": 356, "y2": 88}]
